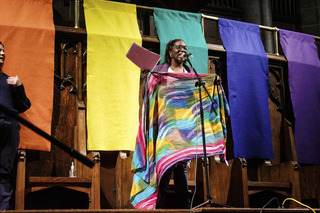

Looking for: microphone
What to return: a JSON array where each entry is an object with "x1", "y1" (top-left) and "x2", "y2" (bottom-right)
[{"x1": 181, "y1": 52, "x2": 192, "y2": 61}]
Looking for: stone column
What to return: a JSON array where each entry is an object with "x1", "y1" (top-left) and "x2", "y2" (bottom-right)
[
  {"x1": 300, "y1": 0, "x2": 320, "y2": 35},
  {"x1": 260, "y1": 0, "x2": 274, "y2": 53},
  {"x1": 240, "y1": 0, "x2": 274, "y2": 53}
]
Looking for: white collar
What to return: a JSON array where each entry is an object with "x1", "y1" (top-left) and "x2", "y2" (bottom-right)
[{"x1": 168, "y1": 67, "x2": 187, "y2": 73}]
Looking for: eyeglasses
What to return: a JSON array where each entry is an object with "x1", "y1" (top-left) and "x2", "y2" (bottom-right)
[{"x1": 174, "y1": 45, "x2": 188, "y2": 51}]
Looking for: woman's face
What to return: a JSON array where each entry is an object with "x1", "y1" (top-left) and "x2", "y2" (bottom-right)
[
  {"x1": 0, "y1": 44, "x2": 5, "y2": 66},
  {"x1": 169, "y1": 40, "x2": 188, "y2": 64}
]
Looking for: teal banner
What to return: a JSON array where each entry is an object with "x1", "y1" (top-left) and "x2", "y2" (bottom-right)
[{"x1": 153, "y1": 8, "x2": 208, "y2": 74}]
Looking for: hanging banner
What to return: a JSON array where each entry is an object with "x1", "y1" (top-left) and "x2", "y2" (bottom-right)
[
  {"x1": 84, "y1": 0, "x2": 142, "y2": 151},
  {"x1": 0, "y1": 0, "x2": 55, "y2": 151},
  {"x1": 218, "y1": 18, "x2": 273, "y2": 159},
  {"x1": 280, "y1": 29, "x2": 320, "y2": 164},
  {"x1": 153, "y1": 8, "x2": 208, "y2": 74}
]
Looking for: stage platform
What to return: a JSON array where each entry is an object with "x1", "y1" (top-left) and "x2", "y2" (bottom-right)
[{"x1": 6, "y1": 208, "x2": 318, "y2": 213}]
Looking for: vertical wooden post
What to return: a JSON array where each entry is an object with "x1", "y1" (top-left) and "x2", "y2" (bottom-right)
[
  {"x1": 77, "y1": 42, "x2": 83, "y2": 102},
  {"x1": 75, "y1": 42, "x2": 86, "y2": 176},
  {"x1": 15, "y1": 149, "x2": 26, "y2": 210},
  {"x1": 75, "y1": 41, "x2": 101, "y2": 209},
  {"x1": 90, "y1": 152, "x2": 101, "y2": 209}
]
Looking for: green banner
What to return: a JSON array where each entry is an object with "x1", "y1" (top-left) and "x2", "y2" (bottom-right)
[{"x1": 154, "y1": 8, "x2": 208, "y2": 74}]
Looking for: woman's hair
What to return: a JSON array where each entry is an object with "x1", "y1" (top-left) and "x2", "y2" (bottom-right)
[{"x1": 164, "y1": 39, "x2": 184, "y2": 65}]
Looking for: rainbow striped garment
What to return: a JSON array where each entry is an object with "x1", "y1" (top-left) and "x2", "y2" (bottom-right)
[{"x1": 130, "y1": 72, "x2": 229, "y2": 209}]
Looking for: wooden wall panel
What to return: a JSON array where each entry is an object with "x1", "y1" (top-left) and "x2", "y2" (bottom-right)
[
  {"x1": 115, "y1": 153, "x2": 135, "y2": 209},
  {"x1": 51, "y1": 42, "x2": 78, "y2": 177},
  {"x1": 299, "y1": 165, "x2": 320, "y2": 207},
  {"x1": 208, "y1": 159, "x2": 249, "y2": 208},
  {"x1": 100, "y1": 151, "x2": 118, "y2": 209}
]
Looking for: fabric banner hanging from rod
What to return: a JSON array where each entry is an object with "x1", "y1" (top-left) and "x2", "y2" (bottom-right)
[
  {"x1": 84, "y1": 0, "x2": 142, "y2": 151},
  {"x1": 280, "y1": 29, "x2": 320, "y2": 164},
  {"x1": 218, "y1": 18, "x2": 274, "y2": 159},
  {"x1": 153, "y1": 8, "x2": 208, "y2": 74},
  {"x1": 0, "y1": 0, "x2": 55, "y2": 151}
]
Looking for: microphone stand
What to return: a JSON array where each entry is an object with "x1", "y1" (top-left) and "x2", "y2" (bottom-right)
[
  {"x1": 185, "y1": 57, "x2": 230, "y2": 209},
  {"x1": 0, "y1": 104, "x2": 95, "y2": 168}
]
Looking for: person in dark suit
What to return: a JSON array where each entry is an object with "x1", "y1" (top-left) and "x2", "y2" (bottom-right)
[{"x1": 0, "y1": 41, "x2": 31, "y2": 210}]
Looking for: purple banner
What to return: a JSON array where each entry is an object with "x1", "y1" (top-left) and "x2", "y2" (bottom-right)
[
  {"x1": 280, "y1": 29, "x2": 320, "y2": 164},
  {"x1": 218, "y1": 18, "x2": 273, "y2": 159}
]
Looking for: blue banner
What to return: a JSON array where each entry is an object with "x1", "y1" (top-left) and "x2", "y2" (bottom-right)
[{"x1": 218, "y1": 18, "x2": 273, "y2": 159}]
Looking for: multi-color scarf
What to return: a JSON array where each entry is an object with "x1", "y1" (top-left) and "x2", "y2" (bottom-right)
[{"x1": 130, "y1": 72, "x2": 229, "y2": 209}]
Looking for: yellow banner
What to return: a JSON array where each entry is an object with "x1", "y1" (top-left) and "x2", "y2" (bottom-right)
[{"x1": 84, "y1": 0, "x2": 142, "y2": 151}]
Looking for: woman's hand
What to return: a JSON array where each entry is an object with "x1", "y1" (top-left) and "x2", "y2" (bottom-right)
[
  {"x1": 7, "y1": 75, "x2": 22, "y2": 87},
  {"x1": 215, "y1": 75, "x2": 222, "y2": 85}
]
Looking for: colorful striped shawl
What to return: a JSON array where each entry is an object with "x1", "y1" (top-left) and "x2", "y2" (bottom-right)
[{"x1": 130, "y1": 72, "x2": 229, "y2": 209}]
